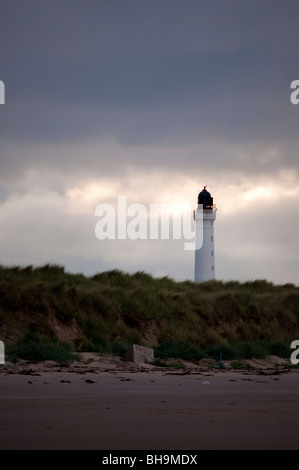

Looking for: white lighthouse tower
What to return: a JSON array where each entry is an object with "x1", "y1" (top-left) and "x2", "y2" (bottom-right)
[{"x1": 194, "y1": 186, "x2": 217, "y2": 282}]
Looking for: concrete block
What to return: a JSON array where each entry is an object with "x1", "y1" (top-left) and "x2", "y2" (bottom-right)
[{"x1": 122, "y1": 344, "x2": 154, "y2": 364}]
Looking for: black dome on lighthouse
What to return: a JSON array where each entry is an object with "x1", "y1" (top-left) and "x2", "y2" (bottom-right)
[{"x1": 198, "y1": 186, "x2": 213, "y2": 208}]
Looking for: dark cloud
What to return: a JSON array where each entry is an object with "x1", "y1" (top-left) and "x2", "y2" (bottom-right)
[
  {"x1": 1, "y1": 1, "x2": 299, "y2": 283},
  {"x1": 1, "y1": 0, "x2": 299, "y2": 149}
]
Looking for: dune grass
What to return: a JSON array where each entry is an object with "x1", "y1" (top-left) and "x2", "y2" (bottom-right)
[
  {"x1": 7, "y1": 331, "x2": 80, "y2": 365},
  {"x1": 153, "y1": 339, "x2": 291, "y2": 362},
  {"x1": 0, "y1": 264, "x2": 298, "y2": 362}
]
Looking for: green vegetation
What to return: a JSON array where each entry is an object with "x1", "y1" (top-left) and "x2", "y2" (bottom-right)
[
  {"x1": 229, "y1": 360, "x2": 256, "y2": 370},
  {"x1": 0, "y1": 263, "x2": 298, "y2": 363},
  {"x1": 151, "y1": 358, "x2": 187, "y2": 369},
  {"x1": 153, "y1": 339, "x2": 291, "y2": 362},
  {"x1": 154, "y1": 341, "x2": 205, "y2": 361},
  {"x1": 7, "y1": 332, "x2": 80, "y2": 365}
]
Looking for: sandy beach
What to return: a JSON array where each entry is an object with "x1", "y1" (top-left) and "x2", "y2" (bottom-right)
[{"x1": 0, "y1": 354, "x2": 298, "y2": 450}]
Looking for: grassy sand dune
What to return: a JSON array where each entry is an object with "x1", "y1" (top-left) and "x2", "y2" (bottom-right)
[{"x1": 0, "y1": 264, "x2": 298, "y2": 363}]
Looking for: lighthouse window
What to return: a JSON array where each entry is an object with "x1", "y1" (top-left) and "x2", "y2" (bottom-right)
[
  {"x1": 211, "y1": 236, "x2": 213, "y2": 242},
  {"x1": 212, "y1": 265, "x2": 214, "y2": 271},
  {"x1": 211, "y1": 250, "x2": 213, "y2": 256}
]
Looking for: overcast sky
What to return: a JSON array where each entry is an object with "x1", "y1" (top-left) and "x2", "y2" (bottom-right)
[{"x1": 1, "y1": 0, "x2": 299, "y2": 285}]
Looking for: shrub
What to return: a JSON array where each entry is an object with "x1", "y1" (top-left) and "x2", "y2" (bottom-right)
[
  {"x1": 259, "y1": 340, "x2": 290, "y2": 358},
  {"x1": 154, "y1": 340, "x2": 291, "y2": 362},
  {"x1": 154, "y1": 341, "x2": 206, "y2": 361},
  {"x1": 7, "y1": 332, "x2": 80, "y2": 365},
  {"x1": 230, "y1": 360, "x2": 255, "y2": 370},
  {"x1": 151, "y1": 358, "x2": 186, "y2": 369}
]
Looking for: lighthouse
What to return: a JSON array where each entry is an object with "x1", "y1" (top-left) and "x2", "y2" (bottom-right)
[{"x1": 194, "y1": 186, "x2": 217, "y2": 282}]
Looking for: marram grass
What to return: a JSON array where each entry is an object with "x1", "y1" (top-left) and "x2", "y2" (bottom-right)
[{"x1": 0, "y1": 264, "x2": 298, "y2": 362}]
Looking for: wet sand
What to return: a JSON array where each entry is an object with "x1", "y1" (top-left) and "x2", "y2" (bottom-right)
[{"x1": 0, "y1": 354, "x2": 298, "y2": 450}]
